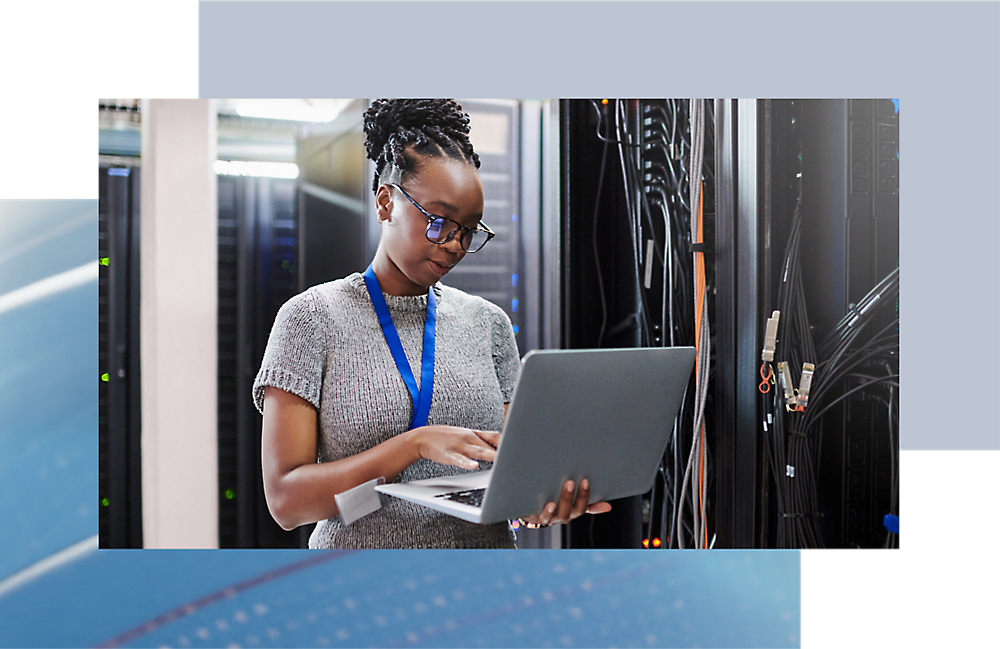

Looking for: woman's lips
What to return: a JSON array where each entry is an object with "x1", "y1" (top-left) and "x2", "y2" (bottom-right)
[{"x1": 428, "y1": 259, "x2": 453, "y2": 276}]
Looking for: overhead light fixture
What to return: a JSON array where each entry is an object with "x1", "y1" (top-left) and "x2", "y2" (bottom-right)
[
  {"x1": 214, "y1": 160, "x2": 299, "y2": 179},
  {"x1": 230, "y1": 99, "x2": 349, "y2": 123}
]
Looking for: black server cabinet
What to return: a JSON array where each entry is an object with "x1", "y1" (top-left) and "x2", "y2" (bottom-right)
[
  {"x1": 799, "y1": 99, "x2": 899, "y2": 548},
  {"x1": 299, "y1": 188, "x2": 368, "y2": 290},
  {"x1": 297, "y1": 108, "x2": 369, "y2": 292},
  {"x1": 217, "y1": 174, "x2": 302, "y2": 548},
  {"x1": 560, "y1": 99, "x2": 646, "y2": 549},
  {"x1": 753, "y1": 99, "x2": 899, "y2": 548},
  {"x1": 98, "y1": 164, "x2": 143, "y2": 549}
]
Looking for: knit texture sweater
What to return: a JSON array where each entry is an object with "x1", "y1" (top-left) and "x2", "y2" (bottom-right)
[{"x1": 253, "y1": 272, "x2": 520, "y2": 548}]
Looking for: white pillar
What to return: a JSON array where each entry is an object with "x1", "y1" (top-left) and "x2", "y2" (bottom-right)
[{"x1": 140, "y1": 99, "x2": 218, "y2": 548}]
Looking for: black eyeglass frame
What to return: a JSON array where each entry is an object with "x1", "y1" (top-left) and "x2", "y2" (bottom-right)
[{"x1": 389, "y1": 183, "x2": 495, "y2": 253}]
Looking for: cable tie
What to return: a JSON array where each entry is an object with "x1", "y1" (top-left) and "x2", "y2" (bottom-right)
[
  {"x1": 789, "y1": 429, "x2": 807, "y2": 438},
  {"x1": 690, "y1": 242, "x2": 707, "y2": 254},
  {"x1": 785, "y1": 465, "x2": 795, "y2": 478}
]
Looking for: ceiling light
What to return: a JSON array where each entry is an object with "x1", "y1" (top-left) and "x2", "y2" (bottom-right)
[
  {"x1": 214, "y1": 160, "x2": 299, "y2": 179},
  {"x1": 231, "y1": 99, "x2": 349, "y2": 123}
]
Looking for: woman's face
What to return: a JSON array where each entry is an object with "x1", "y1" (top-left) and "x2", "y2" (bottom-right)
[{"x1": 374, "y1": 159, "x2": 485, "y2": 295}]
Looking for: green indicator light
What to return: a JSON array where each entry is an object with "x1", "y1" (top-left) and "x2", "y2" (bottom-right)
[
  {"x1": 282, "y1": 260, "x2": 289, "y2": 269},
  {"x1": 101, "y1": 373, "x2": 109, "y2": 382},
  {"x1": 225, "y1": 489, "x2": 235, "y2": 500},
  {"x1": 101, "y1": 497, "x2": 110, "y2": 507},
  {"x1": 99, "y1": 257, "x2": 109, "y2": 266}
]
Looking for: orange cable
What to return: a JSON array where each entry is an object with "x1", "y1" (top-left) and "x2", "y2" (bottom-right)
[{"x1": 694, "y1": 182, "x2": 707, "y2": 548}]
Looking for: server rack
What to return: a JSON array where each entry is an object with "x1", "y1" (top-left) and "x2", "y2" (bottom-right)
[
  {"x1": 752, "y1": 99, "x2": 900, "y2": 548},
  {"x1": 98, "y1": 163, "x2": 143, "y2": 549},
  {"x1": 799, "y1": 99, "x2": 899, "y2": 548},
  {"x1": 217, "y1": 174, "x2": 302, "y2": 548}
]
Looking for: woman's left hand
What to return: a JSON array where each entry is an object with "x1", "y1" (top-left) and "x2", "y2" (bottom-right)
[{"x1": 520, "y1": 479, "x2": 612, "y2": 527}]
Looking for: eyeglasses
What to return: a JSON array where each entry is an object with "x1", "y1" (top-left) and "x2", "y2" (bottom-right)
[{"x1": 390, "y1": 183, "x2": 495, "y2": 253}]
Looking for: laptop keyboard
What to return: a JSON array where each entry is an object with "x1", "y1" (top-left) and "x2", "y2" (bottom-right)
[{"x1": 434, "y1": 488, "x2": 485, "y2": 507}]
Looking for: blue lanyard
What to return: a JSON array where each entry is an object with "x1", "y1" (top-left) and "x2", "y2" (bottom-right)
[{"x1": 362, "y1": 265, "x2": 437, "y2": 430}]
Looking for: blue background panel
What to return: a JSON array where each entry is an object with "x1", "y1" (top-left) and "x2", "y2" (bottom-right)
[
  {"x1": 0, "y1": 201, "x2": 98, "y2": 580},
  {"x1": 1, "y1": 550, "x2": 799, "y2": 648}
]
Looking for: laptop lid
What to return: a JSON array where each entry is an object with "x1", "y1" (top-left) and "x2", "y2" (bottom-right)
[
  {"x1": 376, "y1": 347, "x2": 696, "y2": 525},
  {"x1": 475, "y1": 346, "x2": 696, "y2": 523}
]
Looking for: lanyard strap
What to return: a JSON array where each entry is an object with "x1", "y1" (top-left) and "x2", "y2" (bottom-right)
[{"x1": 363, "y1": 265, "x2": 437, "y2": 430}]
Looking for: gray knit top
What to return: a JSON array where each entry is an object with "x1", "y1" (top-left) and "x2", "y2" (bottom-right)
[{"x1": 253, "y1": 272, "x2": 520, "y2": 548}]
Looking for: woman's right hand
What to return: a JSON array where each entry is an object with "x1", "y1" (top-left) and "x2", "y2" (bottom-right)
[{"x1": 408, "y1": 426, "x2": 500, "y2": 470}]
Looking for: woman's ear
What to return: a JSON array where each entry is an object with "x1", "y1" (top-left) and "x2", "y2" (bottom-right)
[{"x1": 375, "y1": 184, "x2": 393, "y2": 223}]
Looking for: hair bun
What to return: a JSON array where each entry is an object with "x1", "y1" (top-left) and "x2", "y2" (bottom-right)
[
  {"x1": 363, "y1": 99, "x2": 470, "y2": 162},
  {"x1": 363, "y1": 98, "x2": 480, "y2": 192}
]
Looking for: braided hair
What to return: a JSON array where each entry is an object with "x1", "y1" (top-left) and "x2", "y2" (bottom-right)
[{"x1": 364, "y1": 99, "x2": 481, "y2": 193}]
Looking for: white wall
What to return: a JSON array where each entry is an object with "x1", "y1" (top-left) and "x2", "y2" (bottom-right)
[{"x1": 140, "y1": 99, "x2": 219, "y2": 548}]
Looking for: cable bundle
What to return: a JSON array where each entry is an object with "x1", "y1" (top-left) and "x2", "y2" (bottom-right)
[
  {"x1": 761, "y1": 190, "x2": 900, "y2": 548},
  {"x1": 676, "y1": 99, "x2": 711, "y2": 549},
  {"x1": 588, "y1": 99, "x2": 662, "y2": 349},
  {"x1": 585, "y1": 99, "x2": 716, "y2": 549}
]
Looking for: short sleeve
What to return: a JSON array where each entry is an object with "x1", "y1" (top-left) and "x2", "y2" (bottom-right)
[
  {"x1": 252, "y1": 290, "x2": 326, "y2": 413},
  {"x1": 488, "y1": 304, "x2": 521, "y2": 403}
]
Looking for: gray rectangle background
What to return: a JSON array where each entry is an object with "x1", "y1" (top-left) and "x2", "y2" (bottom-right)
[{"x1": 200, "y1": 0, "x2": 1000, "y2": 449}]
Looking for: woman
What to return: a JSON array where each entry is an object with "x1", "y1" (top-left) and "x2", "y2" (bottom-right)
[{"x1": 254, "y1": 99, "x2": 608, "y2": 548}]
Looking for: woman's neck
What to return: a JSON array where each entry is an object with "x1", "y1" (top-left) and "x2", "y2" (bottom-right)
[{"x1": 369, "y1": 248, "x2": 427, "y2": 297}]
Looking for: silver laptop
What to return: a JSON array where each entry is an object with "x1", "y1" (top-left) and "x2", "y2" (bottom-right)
[{"x1": 375, "y1": 347, "x2": 696, "y2": 524}]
